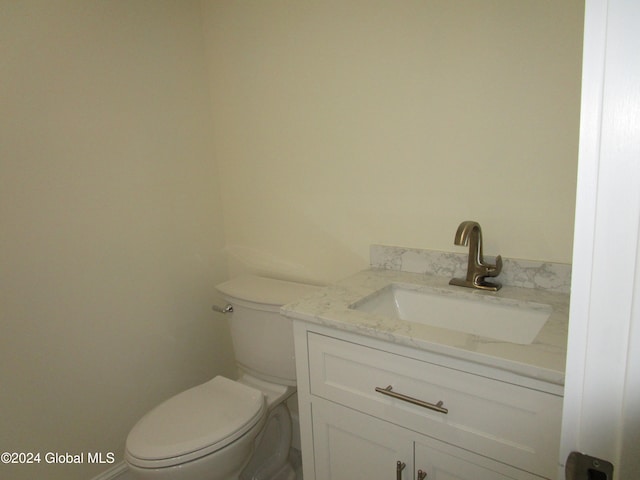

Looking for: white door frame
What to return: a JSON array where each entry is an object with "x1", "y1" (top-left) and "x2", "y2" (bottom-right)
[{"x1": 559, "y1": 0, "x2": 640, "y2": 478}]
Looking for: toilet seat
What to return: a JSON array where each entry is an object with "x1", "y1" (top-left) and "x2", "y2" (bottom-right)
[{"x1": 125, "y1": 376, "x2": 265, "y2": 469}]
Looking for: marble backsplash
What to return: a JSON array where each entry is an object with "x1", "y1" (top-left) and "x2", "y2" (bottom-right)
[{"x1": 370, "y1": 245, "x2": 571, "y2": 294}]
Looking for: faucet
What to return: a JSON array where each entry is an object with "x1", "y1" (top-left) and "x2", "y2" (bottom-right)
[{"x1": 449, "y1": 221, "x2": 502, "y2": 291}]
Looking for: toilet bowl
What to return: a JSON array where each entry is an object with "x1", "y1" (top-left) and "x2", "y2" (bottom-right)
[{"x1": 125, "y1": 276, "x2": 319, "y2": 480}]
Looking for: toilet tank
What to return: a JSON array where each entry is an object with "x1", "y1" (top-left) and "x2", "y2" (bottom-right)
[{"x1": 216, "y1": 275, "x2": 319, "y2": 386}]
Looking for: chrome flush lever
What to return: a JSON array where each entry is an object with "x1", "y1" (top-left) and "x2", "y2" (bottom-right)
[{"x1": 211, "y1": 304, "x2": 233, "y2": 314}]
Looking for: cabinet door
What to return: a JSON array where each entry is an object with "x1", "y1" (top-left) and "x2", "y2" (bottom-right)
[
  {"x1": 312, "y1": 399, "x2": 414, "y2": 480},
  {"x1": 413, "y1": 438, "x2": 541, "y2": 480}
]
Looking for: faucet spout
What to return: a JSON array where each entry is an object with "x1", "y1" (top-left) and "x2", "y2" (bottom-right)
[
  {"x1": 449, "y1": 221, "x2": 502, "y2": 291},
  {"x1": 453, "y1": 220, "x2": 481, "y2": 248}
]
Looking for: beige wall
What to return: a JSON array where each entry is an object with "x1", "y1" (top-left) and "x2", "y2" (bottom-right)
[
  {"x1": 1, "y1": 1, "x2": 584, "y2": 479},
  {"x1": 0, "y1": 2, "x2": 235, "y2": 479},
  {"x1": 204, "y1": 0, "x2": 584, "y2": 284}
]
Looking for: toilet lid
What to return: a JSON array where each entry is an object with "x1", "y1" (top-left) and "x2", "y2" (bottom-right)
[{"x1": 126, "y1": 376, "x2": 265, "y2": 467}]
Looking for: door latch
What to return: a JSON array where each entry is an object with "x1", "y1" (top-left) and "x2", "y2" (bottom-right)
[{"x1": 566, "y1": 451, "x2": 614, "y2": 480}]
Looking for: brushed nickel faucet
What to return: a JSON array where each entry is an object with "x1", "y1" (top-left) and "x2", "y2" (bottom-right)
[{"x1": 449, "y1": 221, "x2": 502, "y2": 291}]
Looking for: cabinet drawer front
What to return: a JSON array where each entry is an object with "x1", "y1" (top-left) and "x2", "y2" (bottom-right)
[{"x1": 307, "y1": 332, "x2": 562, "y2": 479}]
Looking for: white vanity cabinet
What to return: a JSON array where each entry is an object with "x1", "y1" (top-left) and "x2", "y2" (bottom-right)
[
  {"x1": 294, "y1": 323, "x2": 563, "y2": 480},
  {"x1": 312, "y1": 399, "x2": 537, "y2": 480}
]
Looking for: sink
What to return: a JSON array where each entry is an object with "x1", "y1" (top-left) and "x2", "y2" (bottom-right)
[{"x1": 349, "y1": 283, "x2": 552, "y2": 344}]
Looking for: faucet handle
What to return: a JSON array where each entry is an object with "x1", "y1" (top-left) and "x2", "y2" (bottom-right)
[{"x1": 485, "y1": 254, "x2": 502, "y2": 277}]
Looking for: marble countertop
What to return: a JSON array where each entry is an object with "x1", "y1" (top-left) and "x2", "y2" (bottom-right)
[{"x1": 282, "y1": 268, "x2": 569, "y2": 386}]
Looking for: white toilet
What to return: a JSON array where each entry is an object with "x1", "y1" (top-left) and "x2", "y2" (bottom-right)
[{"x1": 125, "y1": 275, "x2": 318, "y2": 480}]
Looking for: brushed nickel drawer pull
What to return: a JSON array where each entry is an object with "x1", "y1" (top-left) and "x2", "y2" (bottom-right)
[{"x1": 375, "y1": 385, "x2": 449, "y2": 414}]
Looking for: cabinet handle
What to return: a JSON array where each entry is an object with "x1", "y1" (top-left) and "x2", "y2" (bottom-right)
[
  {"x1": 417, "y1": 470, "x2": 427, "y2": 480},
  {"x1": 396, "y1": 461, "x2": 406, "y2": 480},
  {"x1": 375, "y1": 385, "x2": 449, "y2": 414}
]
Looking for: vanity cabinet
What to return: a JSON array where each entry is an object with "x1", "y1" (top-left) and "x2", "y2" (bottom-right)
[
  {"x1": 294, "y1": 324, "x2": 563, "y2": 480},
  {"x1": 313, "y1": 399, "x2": 536, "y2": 480}
]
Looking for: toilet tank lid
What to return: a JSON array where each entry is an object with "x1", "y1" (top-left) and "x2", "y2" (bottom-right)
[{"x1": 216, "y1": 275, "x2": 320, "y2": 306}]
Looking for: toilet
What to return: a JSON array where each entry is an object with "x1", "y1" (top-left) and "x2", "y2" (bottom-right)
[{"x1": 125, "y1": 275, "x2": 318, "y2": 480}]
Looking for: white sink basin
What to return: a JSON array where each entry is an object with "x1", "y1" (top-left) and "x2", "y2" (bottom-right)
[{"x1": 349, "y1": 284, "x2": 552, "y2": 345}]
